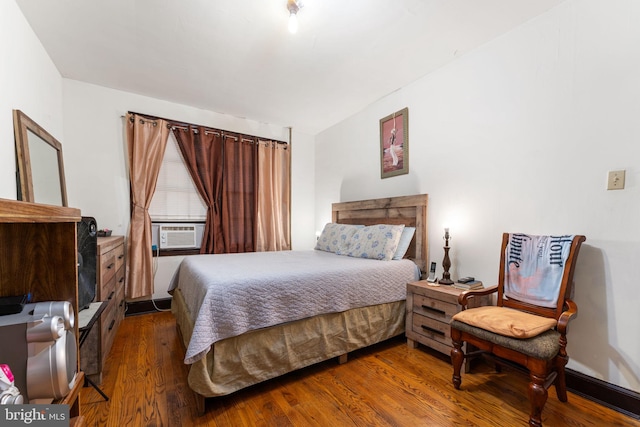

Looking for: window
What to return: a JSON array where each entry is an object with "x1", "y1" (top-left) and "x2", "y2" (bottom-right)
[{"x1": 149, "y1": 133, "x2": 206, "y2": 222}]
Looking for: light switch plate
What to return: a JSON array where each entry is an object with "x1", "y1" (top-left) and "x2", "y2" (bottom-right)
[{"x1": 607, "y1": 170, "x2": 625, "y2": 190}]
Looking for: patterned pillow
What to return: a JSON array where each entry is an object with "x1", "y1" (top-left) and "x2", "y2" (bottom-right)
[
  {"x1": 343, "y1": 224, "x2": 406, "y2": 261},
  {"x1": 314, "y1": 223, "x2": 361, "y2": 254}
]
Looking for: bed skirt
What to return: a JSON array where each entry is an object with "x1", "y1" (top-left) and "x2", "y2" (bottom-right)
[{"x1": 171, "y1": 288, "x2": 406, "y2": 399}]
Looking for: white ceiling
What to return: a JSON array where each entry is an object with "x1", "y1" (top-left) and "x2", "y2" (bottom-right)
[{"x1": 16, "y1": 0, "x2": 565, "y2": 135}]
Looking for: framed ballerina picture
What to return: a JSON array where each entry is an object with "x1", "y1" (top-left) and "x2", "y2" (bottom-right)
[{"x1": 380, "y1": 107, "x2": 409, "y2": 178}]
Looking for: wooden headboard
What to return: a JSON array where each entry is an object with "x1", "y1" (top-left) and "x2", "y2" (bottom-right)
[{"x1": 332, "y1": 194, "x2": 428, "y2": 274}]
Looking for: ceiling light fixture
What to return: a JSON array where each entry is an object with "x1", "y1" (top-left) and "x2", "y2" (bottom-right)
[{"x1": 287, "y1": 0, "x2": 301, "y2": 34}]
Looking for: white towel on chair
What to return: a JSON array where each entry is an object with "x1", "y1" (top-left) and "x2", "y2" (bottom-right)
[{"x1": 504, "y1": 234, "x2": 574, "y2": 308}]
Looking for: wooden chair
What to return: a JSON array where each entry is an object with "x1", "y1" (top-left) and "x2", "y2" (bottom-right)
[{"x1": 450, "y1": 233, "x2": 586, "y2": 427}]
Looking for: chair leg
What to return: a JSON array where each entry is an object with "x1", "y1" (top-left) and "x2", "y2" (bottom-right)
[
  {"x1": 450, "y1": 329, "x2": 464, "y2": 390},
  {"x1": 527, "y1": 371, "x2": 548, "y2": 427},
  {"x1": 555, "y1": 354, "x2": 569, "y2": 402}
]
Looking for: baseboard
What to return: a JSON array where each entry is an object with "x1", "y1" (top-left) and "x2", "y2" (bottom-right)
[
  {"x1": 125, "y1": 297, "x2": 172, "y2": 316},
  {"x1": 566, "y1": 368, "x2": 640, "y2": 420}
]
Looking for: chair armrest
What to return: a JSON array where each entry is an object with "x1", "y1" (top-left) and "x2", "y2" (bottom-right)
[
  {"x1": 458, "y1": 285, "x2": 498, "y2": 308},
  {"x1": 557, "y1": 298, "x2": 578, "y2": 334}
]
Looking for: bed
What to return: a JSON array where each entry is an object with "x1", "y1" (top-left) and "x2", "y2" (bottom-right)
[{"x1": 170, "y1": 194, "x2": 429, "y2": 413}]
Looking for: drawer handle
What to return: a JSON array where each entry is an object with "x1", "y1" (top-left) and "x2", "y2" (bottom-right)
[
  {"x1": 421, "y1": 305, "x2": 446, "y2": 316},
  {"x1": 108, "y1": 319, "x2": 116, "y2": 331},
  {"x1": 118, "y1": 254, "x2": 124, "y2": 260},
  {"x1": 118, "y1": 276, "x2": 125, "y2": 284},
  {"x1": 107, "y1": 263, "x2": 115, "y2": 270},
  {"x1": 108, "y1": 291, "x2": 115, "y2": 301},
  {"x1": 119, "y1": 300, "x2": 125, "y2": 308},
  {"x1": 421, "y1": 325, "x2": 445, "y2": 337}
]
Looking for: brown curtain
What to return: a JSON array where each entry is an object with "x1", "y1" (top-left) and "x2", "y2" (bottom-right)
[
  {"x1": 125, "y1": 113, "x2": 170, "y2": 299},
  {"x1": 221, "y1": 134, "x2": 257, "y2": 253},
  {"x1": 256, "y1": 140, "x2": 291, "y2": 251},
  {"x1": 172, "y1": 126, "x2": 225, "y2": 254}
]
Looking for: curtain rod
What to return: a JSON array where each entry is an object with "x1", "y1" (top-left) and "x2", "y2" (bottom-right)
[{"x1": 123, "y1": 111, "x2": 288, "y2": 145}]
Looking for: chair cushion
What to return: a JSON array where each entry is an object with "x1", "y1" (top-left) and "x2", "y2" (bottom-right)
[
  {"x1": 450, "y1": 319, "x2": 561, "y2": 360},
  {"x1": 452, "y1": 306, "x2": 557, "y2": 339}
]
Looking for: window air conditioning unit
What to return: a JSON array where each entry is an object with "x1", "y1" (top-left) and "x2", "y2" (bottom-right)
[{"x1": 159, "y1": 224, "x2": 198, "y2": 249}]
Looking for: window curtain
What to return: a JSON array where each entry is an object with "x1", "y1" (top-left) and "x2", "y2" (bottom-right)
[
  {"x1": 125, "y1": 113, "x2": 170, "y2": 299},
  {"x1": 256, "y1": 140, "x2": 291, "y2": 251},
  {"x1": 221, "y1": 134, "x2": 257, "y2": 253},
  {"x1": 172, "y1": 126, "x2": 225, "y2": 254}
]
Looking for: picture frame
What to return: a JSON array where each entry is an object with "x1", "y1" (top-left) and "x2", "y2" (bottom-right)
[{"x1": 380, "y1": 107, "x2": 408, "y2": 178}]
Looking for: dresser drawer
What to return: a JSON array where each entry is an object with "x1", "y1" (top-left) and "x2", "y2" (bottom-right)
[
  {"x1": 413, "y1": 293, "x2": 458, "y2": 323},
  {"x1": 99, "y1": 250, "x2": 117, "y2": 298},
  {"x1": 115, "y1": 244, "x2": 125, "y2": 272},
  {"x1": 114, "y1": 274, "x2": 126, "y2": 322},
  {"x1": 115, "y1": 264, "x2": 125, "y2": 295},
  {"x1": 101, "y1": 274, "x2": 117, "y2": 305},
  {"x1": 100, "y1": 297, "x2": 118, "y2": 361}
]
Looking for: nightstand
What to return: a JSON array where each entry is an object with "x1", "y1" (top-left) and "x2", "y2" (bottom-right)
[{"x1": 406, "y1": 280, "x2": 490, "y2": 370}]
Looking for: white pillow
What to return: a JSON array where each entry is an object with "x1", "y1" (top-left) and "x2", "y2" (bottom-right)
[
  {"x1": 393, "y1": 226, "x2": 416, "y2": 260},
  {"x1": 343, "y1": 224, "x2": 406, "y2": 261},
  {"x1": 314, "y1": 223, "x2": 361, "y2": 254}
]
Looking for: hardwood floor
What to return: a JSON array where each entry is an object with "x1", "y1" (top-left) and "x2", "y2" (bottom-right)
[{"x1": 81, "y1": 311, "x2": 640, "y2": 426}]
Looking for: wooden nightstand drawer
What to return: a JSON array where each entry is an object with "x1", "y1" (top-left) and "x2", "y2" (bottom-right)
[
  {"x1": 411, "y1": 312, "x2": 451, "y2": 346},
  {"x1": 413, "y1": 294, "x2": 458, "y2": 323}
]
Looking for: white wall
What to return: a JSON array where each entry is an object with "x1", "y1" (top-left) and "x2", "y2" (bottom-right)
[
  {"x1": 315, "y1": 0, "x2": 640, "y2": 393},
  {"x1": 61, "y1": 80, "x2": 316, "y2": 299},
  {"x1": 0, "y1": 1, "x2": 64, "y2": 199},
  {"x1": 290, "y1": 129, "x2": 317, "y2": 250}
]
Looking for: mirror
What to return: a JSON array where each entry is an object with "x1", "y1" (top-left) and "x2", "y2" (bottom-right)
[{"x1": 13, "y1": 110, "x2": 68, "y2": 206}]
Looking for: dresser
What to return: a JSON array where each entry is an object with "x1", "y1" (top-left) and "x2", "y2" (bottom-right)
[
  {"x1": 406, "y1": 280, "x2": 489, "y2": 370},
  {"x1": 80, "y1": 235, "x2": 126, "y2": 384}
]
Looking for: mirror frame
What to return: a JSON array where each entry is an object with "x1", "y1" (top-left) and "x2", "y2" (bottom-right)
[{"x1": 13, "y1": 109, "x2": 68, "y2": 206}]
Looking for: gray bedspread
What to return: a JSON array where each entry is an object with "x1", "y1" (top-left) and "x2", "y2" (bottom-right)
[{"x1": 168, "y1": 249, "x2": 420, "y2": 364}]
